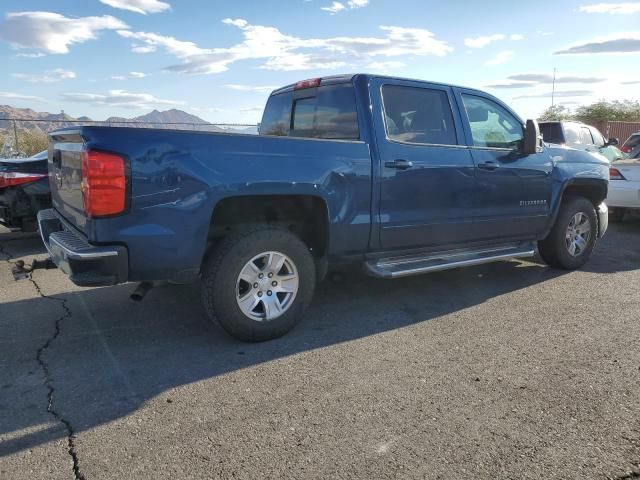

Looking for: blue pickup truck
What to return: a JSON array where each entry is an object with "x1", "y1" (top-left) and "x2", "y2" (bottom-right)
[{"x1": 38, "y1": 74, "x2": 609, "y2": 341}]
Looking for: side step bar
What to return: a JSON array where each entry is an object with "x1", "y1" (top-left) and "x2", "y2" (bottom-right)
[{"x1": 364, "y1": 244, "x2": 536, "y2": 279}]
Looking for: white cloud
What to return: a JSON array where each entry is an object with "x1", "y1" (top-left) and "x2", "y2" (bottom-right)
[
  {"x1": 0, "y1": 91, "x2": 45, "y2": 102},
  {"x1": 554, "y1": 32, "x2": 640, "y2": 54},
  {"x1": 131, "y1": 44, "x2": 156, "y2": 53},
  {"x1": 465, "y1": 34, "x2": 505, "y2": 48},
  {"x1": 99, "y1": 0, "x2": 171, "y2": 15},
  {"x1": 322, "y1": 1, "x2": 347, "y2": 13},
  {"x1": 14, "y1": 52, "x2": 46, "y2": 58},
  {"x1": 514, "y1": 90, "x2": 593, "y2": 99},
  {"x1": 111, "y1": 72, "x2": 149, "y2": 80},
  {"x1": 121, "y1": 19, "x2": 452, "y2": 75},
  {"x1": 579, "y1": 2, "x2": 640, "y2": 14},
  {"x1": 485, "y1": 50, "x2": 514, "y2": 65},
  {"x1": 118, "y1": 29, "x2": 208, "y2": 57},
  {"x1": 508, "y1": 73, "x2": 605, "y2": 84},
  {"x1": 0, "y1": 11, "x2": 127, "y2": 54},
  {"x1": 465, "y1": 33, "x2": 524, "y2": 48},
  {"x1": 322, "y1": 0, "x2": 369, "y2": 13},
  {"x1": 365, "y1": 61, "x2": 405, "y2": 73},
  {"x1": 224, "y1": 84, "x2": 278, "y2": 92},
  {"x1": 12, "y1": 68, "x2": 76, "y2": 83},
  {"x1": 60, "y1": 90, "x2": 183, "y2": 109}
]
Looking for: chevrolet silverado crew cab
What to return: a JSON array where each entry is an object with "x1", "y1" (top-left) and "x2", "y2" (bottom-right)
[{"x1": 38, "y1": 74, "x2": 609, "y2": 341}]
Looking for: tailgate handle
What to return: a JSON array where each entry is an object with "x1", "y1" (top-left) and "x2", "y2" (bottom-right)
[{"x1": 52, "y1": 150, "x2": 62, "y2": 168}]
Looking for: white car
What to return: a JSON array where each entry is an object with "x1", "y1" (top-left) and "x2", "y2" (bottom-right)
[{"x1": 608, "y1": 159, "x2": 640, "y2": 222}]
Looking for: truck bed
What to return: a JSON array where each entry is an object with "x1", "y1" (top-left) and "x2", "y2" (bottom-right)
[{"x1": 49, "y1": 126, "x2": 372, "y2": 282}]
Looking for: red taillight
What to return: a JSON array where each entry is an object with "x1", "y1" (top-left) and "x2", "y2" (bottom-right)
[
  {"x1": 621, "y1": 146, "x2": 632, "y2": 153},
  {"x1": 0, "y1": 172, "x2": 47, "y2": 188},
  {"x1": 81, "y1": 150, "x2": 126, "y2": 218},
  {"x1": 294, "y1": 78, "x2": 321, "y2": 90},
  {"x1": 609, "y1": 167, "x2": 626, "y2": 180}
]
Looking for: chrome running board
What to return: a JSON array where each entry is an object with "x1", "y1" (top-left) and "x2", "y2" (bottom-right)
[{"x1": 364, "y1": 244, "x2": 536, "y2": 279}]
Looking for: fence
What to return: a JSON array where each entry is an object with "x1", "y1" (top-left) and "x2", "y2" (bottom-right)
[
  {"x1": 0, "y1": 118, "x2": 258, "y2": 158},
  {"x1": 591, "y1": 121, "x2": 640, "y2": 144}
]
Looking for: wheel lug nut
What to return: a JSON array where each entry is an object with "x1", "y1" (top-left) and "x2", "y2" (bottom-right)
[
  {"x1": 268, "y1": 273, "x2": 273, "y2": 278},
  {"x1": 258, "y1": 273, "x2": 264, "y2": 279},
  {"x1": 257, "y1": 291, "x2": 263, "y2": 297},
  {"x1": 267, "y1": 290, "x2": 272, "y2": 296},
  {"x1": 272, "y1": 281, "x2": 277, "y2": 287},
  {"x1": 253, "y1": 283, "x2": 258, "y2": 289}
]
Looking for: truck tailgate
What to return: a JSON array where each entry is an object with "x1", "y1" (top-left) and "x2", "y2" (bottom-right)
[{"x1": 49, "y1": 130, "x2": 87, "y2": 232}]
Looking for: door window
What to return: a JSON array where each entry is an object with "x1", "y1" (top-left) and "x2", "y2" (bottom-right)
[
  {"x1": 589, "y1": 127, "x2": 605, "y2": 147},
  {"x1": 461, "y1": 94, "x2": 524, "y2": 150},
  {"x1": 381, "y1": 85, "x2": 457, "y2": 146},
  {"x1": 580, "y1": 127, "x2": 594, "y2": 145}
]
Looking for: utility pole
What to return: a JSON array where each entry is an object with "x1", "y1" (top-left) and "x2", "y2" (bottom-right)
[
  {"x1": 551, "y1": 68, "x2": 556, "y2": 108},
  {"x1": 13, "y1": 120, "x2": 19, "y2": 155}
]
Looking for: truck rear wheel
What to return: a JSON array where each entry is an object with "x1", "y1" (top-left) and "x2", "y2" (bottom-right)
[
  {"x1": 201, "y1": 226, "x2": 316, "y2": 342},
  {"x1": 538, "y1": 196, "x2": 597, "y2": 270}
]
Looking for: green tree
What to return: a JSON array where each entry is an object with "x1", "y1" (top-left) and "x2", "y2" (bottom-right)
[
  {"x1": 18, "y1": 129, "x2": 48, "y2": 156},
  {"x1": 538, "y1": 105, "x2": 573, "y2": 122},
  {"x1": 574, "y1": 100, "x2": 640, "y2": 123}
]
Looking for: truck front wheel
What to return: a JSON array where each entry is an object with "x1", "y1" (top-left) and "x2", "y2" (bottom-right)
[
  {"x1": 538, "y1": 196, "x2": 598, "y2": 270},
  {"x1": 201, "y1": 226, "x2": 316, "y2": 342}
]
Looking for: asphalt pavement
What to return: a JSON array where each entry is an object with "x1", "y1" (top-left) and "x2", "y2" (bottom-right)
[{"x1": 1, "y1": 220, "x2": 639, "y2": 479}]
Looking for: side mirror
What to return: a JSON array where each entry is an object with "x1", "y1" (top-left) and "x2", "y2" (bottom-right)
[
  {"x1": 606, "y1": 137, "x2": 619, "y2": 147},
  {"x1": 523, "y1": 119, "x2": 543, "y2": 154}
]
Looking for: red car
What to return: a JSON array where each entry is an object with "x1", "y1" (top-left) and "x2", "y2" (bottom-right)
[{"x1": 0, "y1": 150, "x2": 51, "y2": 231}]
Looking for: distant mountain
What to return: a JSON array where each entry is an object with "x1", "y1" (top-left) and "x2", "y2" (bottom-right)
[{"x1": 0, "y1": 106, "x2": 255, "y2": 135}]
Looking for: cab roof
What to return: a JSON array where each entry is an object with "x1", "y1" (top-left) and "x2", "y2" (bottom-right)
[{"x1": 270, "y1": 73, "x2": 486, "y2": 96}]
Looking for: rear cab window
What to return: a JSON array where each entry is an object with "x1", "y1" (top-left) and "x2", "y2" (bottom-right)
[
  {"x1": 260, "y1": 83, "x2": 360, "y2": 140},
  {"x1": 540, "y1": 123, "x2": 564, "y2": 144}
]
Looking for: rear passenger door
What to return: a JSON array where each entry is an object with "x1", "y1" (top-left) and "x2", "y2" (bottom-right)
[
  {"x1": 371, "y1": 78, "x2": 477, "y2": 250},
  {"x1": 455, "y1": 89, "x2": 553, "y2": 240}
]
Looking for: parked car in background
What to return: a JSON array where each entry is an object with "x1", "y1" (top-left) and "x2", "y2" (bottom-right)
[
  {"x1": 608, "y1": 157, "x2": 640, "y2": 221},
  {"x1": 620, "y1": 132, "x2": 640, "y2": 155},
  {"x1": 38, "y1": 74, "x2": 609, "y2": 341},
  {"x1": 539, "y1": 121, "x2": 624, "y2": 162},
  {"x1": 0, "y1": 150, "x2": 50, "y2": 231}
]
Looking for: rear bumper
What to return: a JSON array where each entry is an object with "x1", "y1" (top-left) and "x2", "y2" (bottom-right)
[
  {"x1": 37, "y1": 209, "x2": 128, "y2": 286},
  {"x1": 597, "y1": 202, "x2": 608, "y2": 238},
  {"x1": 607, "y1": 180, "x2": 640, "y2": 209}
]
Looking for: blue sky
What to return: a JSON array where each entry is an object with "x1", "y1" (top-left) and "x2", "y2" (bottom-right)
[{"x1": 0, "y1": 0, "x2": 638, "y2": 123}]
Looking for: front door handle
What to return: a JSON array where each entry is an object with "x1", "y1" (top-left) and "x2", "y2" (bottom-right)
[
  {"x1": 478, "y1": 161, "x2": 500, "y2": 171},
  {"x1": 384, "y1": 159, "x2": 414, "y2": 170}
]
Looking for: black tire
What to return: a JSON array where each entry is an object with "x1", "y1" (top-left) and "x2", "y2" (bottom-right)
[
  {"x1": 201, "y1": 225, "x2": 316, "y2": 342},
  {"x1": 609, "y1": 207, "x2": 626, "y2": 223},
  {"x1": 538, "y1": 196, "x2": 598, "y2": 270}
]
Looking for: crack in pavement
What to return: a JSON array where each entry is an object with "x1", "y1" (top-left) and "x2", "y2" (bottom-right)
[{"x1": 1, "y1": 239, "x2": 86, "y2": 480}]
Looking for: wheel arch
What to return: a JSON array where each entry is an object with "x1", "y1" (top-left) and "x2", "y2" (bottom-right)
[{"x1": 205, "y1": 193, "x2": 331, "y2": 263}]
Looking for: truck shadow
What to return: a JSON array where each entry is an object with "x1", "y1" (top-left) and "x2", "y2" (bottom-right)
[{"x1": 0, "y1": 223, "x2": 638, "y2": 457}]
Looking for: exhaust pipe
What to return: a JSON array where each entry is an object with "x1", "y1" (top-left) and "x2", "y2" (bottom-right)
[{"x1": 130, "y1": 281, "x2": 154, "y2": 302}]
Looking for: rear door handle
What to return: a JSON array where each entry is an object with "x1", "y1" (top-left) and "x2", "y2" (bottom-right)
[
  {"x1": 384, "y1": 159, "x2": 414, "y2": 170},
  {"x1": 478, "y1": 161, "x2": 500, "y2": 171}
]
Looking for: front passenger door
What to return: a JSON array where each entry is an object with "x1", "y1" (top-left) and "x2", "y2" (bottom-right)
[{"x1": 456, "y1": 90, "x2": 553, "y2": 241}]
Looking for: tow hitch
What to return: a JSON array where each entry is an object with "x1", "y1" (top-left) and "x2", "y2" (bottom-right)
[{"x1": 11, "y1": 258, "x2": 57, "y2": 281}]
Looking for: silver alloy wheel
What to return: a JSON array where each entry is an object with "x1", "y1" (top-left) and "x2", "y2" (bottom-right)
[
  {"x1": 565, "y1": 212, "x2": 592, "y2": 257},
  {"x1": 236, "y1": 251, "x2": 299, "y2": 322}
]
